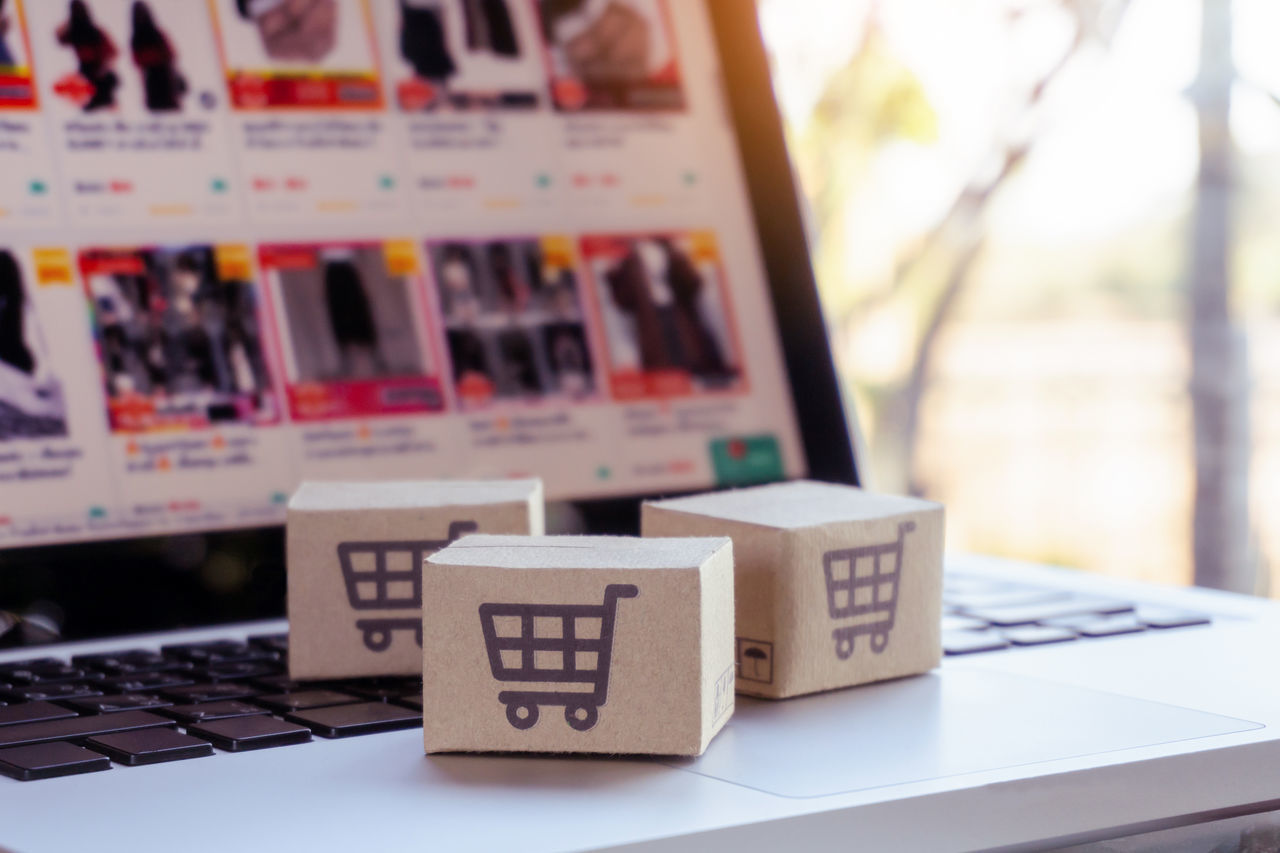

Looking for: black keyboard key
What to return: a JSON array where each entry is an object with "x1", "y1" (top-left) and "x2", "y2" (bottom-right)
[
  {"x1": 254, "y1": 690, "x2": 361, "y2": 713},
  {"x1": 7, "y1": 682, "x2": 104, "y2": 703},
  {"x1": 87, "y1": 729, "x2": 215, "y2": 766},
  {"x1": 0, "y1": 658, "x2": 61, "y2": 677},
  {"x1": 162, "y1": 682, "x2": 259, "y2": 704},
  {"x1": 102, "y1": 672, "x2": 195, "y2": 693},
  {"x1": 249, "y1": 674, "x2": 317, "y2": 693},
  {"x1": 160, "y1": 700, "x2": 269, "y2": 725},
  {"x1": 3, "y1": 663, "x2": 104, "y2": 686},
  {"x1": 189, "y1": 716, "x2": 311, "y2": 752},
  {"x1": 0, "y1": 710, "x2": 174, "y2": 749},
  {"x1": 286, "y1": 702, "x2": 422, "y2": 738},
  {"x1": 345, "y1": 678, "x2": 422, "y2": 702},
  {"x1": 1136, "y1": 608, "x2": 1211, "y2": 629},
  {"x1": 161, "y1": 641, "x2": 275, "y2": 666},
  {"x1": 0, "y1": 701, "x2": 79, "y2": 728},
  {"x1": 195, "y1": 661, "x2": 281, "y2": 683},
  {"x1": 73, "y1": 650, "x2": 191, "y2": 676},
  {"x1": 943, "y1": 630, "x2": 1010, "y2": 655},
  {"x1": 65, "y1": 694, "x2": 173, "y2": 715},
  {"x1": 1002, "y1": 625, "x2": 1078, "y2": 647},
  {"x1": 0, "y1": 742, "x2": 111, "y2": 781},
  {"x1": 248, "y1": 634, "x2": 289, "y2": 655},
  {"x1": 964, "y1": 597, "x2": 1133, "y2": 628},
  {"x1": 394, "y1": 695, "x2": 423, "y2": 712}
]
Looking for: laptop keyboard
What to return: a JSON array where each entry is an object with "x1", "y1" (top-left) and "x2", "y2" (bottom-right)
[
  {"x1": 0, "y1": 634, "x2": 422, "y2": 781},
  {"x1": 0, "y1": 575, "x2": 1212, "y2": 781},
  {"x1": 943, "y1": 573, "x2": 1210, "y2": 655}
]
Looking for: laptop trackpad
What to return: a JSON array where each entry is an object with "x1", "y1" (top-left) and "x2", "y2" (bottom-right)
[{"x1": 672, "y1": 669, "x2": 1261, "y2": 798}]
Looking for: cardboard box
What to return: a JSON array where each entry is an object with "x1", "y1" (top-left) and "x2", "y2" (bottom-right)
[
  {"x1": 642, "y1": 480, "x2": 943, "y2": 699},
  {"x1": 422, "y1": 535, "x2": 735, "y2": 756},
  {"x1": 287, "y1": 479, "x2": 544, "y2": 680}
]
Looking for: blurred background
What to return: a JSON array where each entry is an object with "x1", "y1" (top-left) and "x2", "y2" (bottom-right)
[{"x1": 758, "y1": 0, "x2": 1278, "y2": 597}]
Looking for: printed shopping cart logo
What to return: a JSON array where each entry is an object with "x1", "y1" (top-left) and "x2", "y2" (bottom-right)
[
  {"x1": 478, "y1": 584, "x2": 639, "y2": 732},
  {"x1": 337, "y1": 520, "x2": 478, "y2": 653},
  {"x1": 823, "y1": 521, "x2": 915, "y2": 660}
]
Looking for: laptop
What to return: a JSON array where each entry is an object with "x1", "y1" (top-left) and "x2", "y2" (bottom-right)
[{"x1": 1, "y1": 1, "x2": 1278, "y2": 850}]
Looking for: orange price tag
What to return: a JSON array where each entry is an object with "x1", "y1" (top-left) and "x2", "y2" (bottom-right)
[
  {"x1": 540, "y1": 236, "x2": 576, "y2": 273},
  {"x1": 383, "y1": 240, "x2": 419, "y2": 276},
  {"x1": 687, "y1": 231, "x2": 720, "y2": 264},
  {"x1": 215, "y1": 245, "x2": 254, "y2": 282},
  {"x1": 33, "y1": 248, "x2": 73, "y2": 286}
]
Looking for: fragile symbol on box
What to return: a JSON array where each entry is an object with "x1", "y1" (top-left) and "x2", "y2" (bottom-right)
[
  {"x1": 736, "y1": 638, "x2": 774, "y2": 684},
  {"x1": 823, "y1": 521, "x2": 915, "y2": 659},
  {"x1": 338, "y1": 520, "x2": 478, "y2": 653},
  {"x1": 478, "y1": 584, "x2": 638, "y2": 732}
]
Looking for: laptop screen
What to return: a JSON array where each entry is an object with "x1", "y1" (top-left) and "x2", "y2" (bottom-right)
[{"x1": 0, "y1": 0, "x2": 810, "y2": 550}]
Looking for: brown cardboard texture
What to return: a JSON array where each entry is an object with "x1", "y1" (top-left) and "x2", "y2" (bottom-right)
[
  {"x1": 422, "y1": 535, "x2": 735, "y2": 756},
  {"x1": 642, "y1": 480, "x2": 943, "y2": 699},
  {"x1": 287, "y1": 479, "x2": 544, "y2": 681}
]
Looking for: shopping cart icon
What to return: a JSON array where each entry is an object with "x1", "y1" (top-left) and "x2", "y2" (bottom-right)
[
  {"x1": 822, "y1": 521, "x2": 915, "y2": 659},
  {"x1": 337, "y1": 520, "x2": 478, "y2": 653},
  {"x1": 478, "y1": 583, "x2": 639, "y2": 732}
]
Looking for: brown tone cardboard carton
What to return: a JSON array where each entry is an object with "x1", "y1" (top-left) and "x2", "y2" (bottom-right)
[
  {"x1": 422, "y1": 535, "x2": 735, "y2": 756},
  {"x1": 287, "y1": 480, "x2": 544, "y2": 680},
  {"x1": 642, "y1": 480, "x2": 943, "y2": 699}
]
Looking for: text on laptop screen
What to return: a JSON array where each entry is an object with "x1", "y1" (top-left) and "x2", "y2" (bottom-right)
[{"x1": 0, "y1": 0, "x2": 805, "y2": 548}]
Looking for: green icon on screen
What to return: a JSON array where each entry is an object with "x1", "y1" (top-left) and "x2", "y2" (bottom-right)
[
  {"x1": 29, "y1": 180, "x2": 47, "y2": 195},
  {"x1": 536, "y1": 173, "x2": 552, "y2": 188},
  {"x1": 211, "y1": 178, "x2": 228, "y2": 193},
  {"x1": 683, "y1": 172, "x2": 697, "y2": 186},
  {"x1": 379, "y1": 175, "x2": 395, "y2": 190},
  {"x1": 89, "y1": 506, "x2": 107, "y2": 519},
  {"x1": 596, "y1": 466, "x2": 611, "y2": 480},
  {"x1": 710, "y1": 435, "x2": 783, "y2": 487},
  {"x1": 271, "y1": 492, "x2": 288, "y2": 504}
]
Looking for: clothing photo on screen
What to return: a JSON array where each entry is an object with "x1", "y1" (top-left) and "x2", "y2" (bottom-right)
[
  {"x1": 129, "y1": 1, "x2": 186, "y2": 111},
  {"x1": 83, "y1": 246, "x2": 277, "y2": 432},
  {"x1": 323, "y1": 256, "x2": 391, "y2": 377},
  {"x1": 56, "y1": 0, "x2": 121, "y2": 111},
  {"x1": 428, "y1": 238, "x2": 597, "y2": 405},
  {"x1": 0, "y1": 0, "x2": 37, "y2": 107},
  {"x1": 218, "y1": 0, "x2": 384, "y2": 110},
  {"x1": 235, "y1": 0, "x2": 337, "y2": 64},
  {"x1": 0, "y1": 0, "x2": 17, "y2": 69},
  {"x1": 276, "y1": 246, "x2": 426, "y2": 384},
  {"x1": 536, "y1": 0, "x2": 683, "y2": 111},
  {"x1": 0, "y1": 250, "x2": 69, "y2": 441},
  {"x1": 601, "y1": 238, "x2": 737, "y2": 386},
  {"x1": 397, "y1": 0, "x2": 537, "y2": 111},
  {"x1": 541, "y1": 317, "x2": 593, "y2": 396}
]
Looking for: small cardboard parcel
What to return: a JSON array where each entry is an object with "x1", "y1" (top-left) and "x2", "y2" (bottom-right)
[
  {"x1": 422, "y1": 534, "x2": 735, "y2": 756},
  {"x1": 643, "y1": 480, "x2": 944, "y2": 699},
  {"x1": 287, "y1": 479, "x2": 544, "y2": 681}
]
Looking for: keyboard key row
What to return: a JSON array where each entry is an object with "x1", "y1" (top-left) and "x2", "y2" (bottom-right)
[
  {"x1": 0, "y1": 695, "x2": 423, "y2": 779},
  {"x1": 944, "y1": 607, "x2": 1212, "y2": 655},
  {"x1": 0, "y1": 710, "x2": 175, "y2": 750},
  {"x1": 0, "y1": 595, "x2": 1204, "y2": 781}
]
